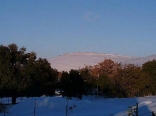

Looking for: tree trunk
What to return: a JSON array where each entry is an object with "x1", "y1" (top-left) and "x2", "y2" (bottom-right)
[{"x1": 12, "y1": 96, "x2": 17, "y2": 104}]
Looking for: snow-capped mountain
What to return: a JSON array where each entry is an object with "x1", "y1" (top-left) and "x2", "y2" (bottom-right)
[
  {"x1": 129, "y1": 54, "x2": 156, "y2": 65},
  {"x1": 49, "y1": 52, "x2": 156, "y2": 72}
]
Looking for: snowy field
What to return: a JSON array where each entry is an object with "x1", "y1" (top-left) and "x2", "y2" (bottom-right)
[{"x1": 1, "y1": 95, "x2": 156, "y2": 116}]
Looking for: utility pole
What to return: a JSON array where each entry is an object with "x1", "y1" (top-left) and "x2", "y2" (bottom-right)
[
  {"x1": 4, "y1": 108, "x2": 5, "y2": 116},
  {"x1": 97, "y1": 73, "x2": 99, "y2": 100},
  {"x1": 127, "y1": 103, "x2": 138, "y2": 116},
  {"x1": 34, "y1": 98, "x2": 36, "y2": 116},
  {"x1": 66, "y1": 98, "x2": 69, "y2": 116},
  {"x1": 136, "y1": 103, "x2": 138, "y2": 116}
]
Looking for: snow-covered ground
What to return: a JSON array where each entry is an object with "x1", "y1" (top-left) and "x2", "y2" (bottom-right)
[{"x1": 1, "y1": 95, "x2": 156, "y2": 116}]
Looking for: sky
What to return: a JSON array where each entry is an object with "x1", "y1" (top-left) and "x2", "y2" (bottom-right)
[{"x1": 0, "y1": 0, "x2": 156, "y2": 59}]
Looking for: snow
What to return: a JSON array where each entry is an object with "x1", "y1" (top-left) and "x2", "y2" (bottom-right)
[
  {"x1": 49, "y1": 52, "x2": 156, "y2": 72},
  {"x1": 2, "y1": 96, "x2": 156, "y2": 116},
  {"x1": 49, "y1": 52, "x2": 137, "y2": 72}
]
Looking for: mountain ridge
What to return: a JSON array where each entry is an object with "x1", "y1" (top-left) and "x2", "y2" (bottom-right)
[{"x1": 49, "y1": 52, "x2": 156, "y2": 72}]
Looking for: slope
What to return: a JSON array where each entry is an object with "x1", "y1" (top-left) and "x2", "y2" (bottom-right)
[
  {"x1": 2, "y1": 96, "x2": 156, "y2": 116},
  {"x1": 49, "y1": 52, "x2": 156, "y2": 72}
]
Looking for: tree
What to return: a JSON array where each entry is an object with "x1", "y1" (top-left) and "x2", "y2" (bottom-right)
[
  {"x1": 60, "y1": 70, "x2": 84, "y2": 99},
  {"x1": 0, "y1": 44, "x2": 28, "y2": 104},
  {"x1": 20, "y1": 52, "x2": 38, "y2": 97},
  {"x1": 114, "y1": 64, "x2": 142, "y2": 97},
  {"x1": 98, "y1": 74, "x2": 113, "y2": 97},
  {"x1": 92, "y1": 59, "x2": 120, "y2": 78},
  {"x1": 79, "y1": 66, "x2": 96, "y2": 95},
  {"x1": 142, "y1": 60, "x2": 156, "y2": 95},
  {"x1": 90, "y1": 59, "x2": 121, "y2": 97},
  {"x1": 60, "y1": 71, "x2": 72, "y2": 98},
  {"x1": 0, "y1": 43, "x2": 58, "y2": 104},
  {"x1": 0, "y1": 45, "x2": 11, "y2": 98},
  {"x1": 69, "y1": 70, "x2": 84, "y2": 99},
  {"x1": 35, "y1": 58, "x2": 58, "y2": 96}
]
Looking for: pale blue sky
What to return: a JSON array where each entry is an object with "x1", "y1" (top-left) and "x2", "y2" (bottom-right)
[{"x1": 0, "y1": 0, "x2": 156, "y2": 59}]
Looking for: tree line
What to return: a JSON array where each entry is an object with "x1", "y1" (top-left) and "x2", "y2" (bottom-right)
[
  {"x1": 0, "y1": 44, "x2": 58, "y2": 104},
  {"x1": 0, "y1": 43, "x2": 156, "y2": 104},
  {"x1": 59, "y1": 58, "x2": 156, "y2": 99}
]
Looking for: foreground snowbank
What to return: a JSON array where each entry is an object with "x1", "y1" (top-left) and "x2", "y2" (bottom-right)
[{"x1": 1, "y1": 96, "x2": 156, "y2": 116}]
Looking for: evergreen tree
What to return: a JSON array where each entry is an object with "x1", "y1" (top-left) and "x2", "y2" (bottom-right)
[
  {"x1": 0, "y1": 44, "x2": 27, "y2": 104},
  {"x1": 0, "y1": 44, "x2": 58, "y2": 103},
  {"x1": 114, "y1": 64, "x2": 142, "y2": 97},
  {"x1": 142, "y1": 60, "x2": 156, "y2": 95},
  {"x1": 79, "y1": 67, "x2": 96, "y2": 95},
  {"x1": 60, "y1": 71, "x2": 71, "y2": 98},
  {"x1": 60, "y1": 70, "x2": 84, "y2": 99}
]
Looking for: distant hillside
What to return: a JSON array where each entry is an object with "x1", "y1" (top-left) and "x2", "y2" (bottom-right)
[{"x1": 49, "y1": 52, "x2": 156, "y2": 72}]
